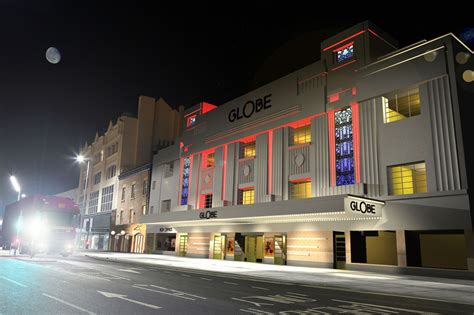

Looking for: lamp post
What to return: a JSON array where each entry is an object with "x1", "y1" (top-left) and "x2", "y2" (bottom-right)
[
  {"x1": 76, "y1": 154, "x2": 91, "y2": 249},
  {"x1": 10, "y1": 175, "x2": 21, "y2": 201},
  {"x1": 9, "y1": 175, "x2": 22, "y2": 254}
]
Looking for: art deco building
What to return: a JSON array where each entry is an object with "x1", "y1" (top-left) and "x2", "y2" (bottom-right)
[{"x1": 144, "y1": 21, "x2": 474, "y2": 274}]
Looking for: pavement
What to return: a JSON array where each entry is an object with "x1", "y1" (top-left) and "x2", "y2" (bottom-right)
[
  {"x1": 1, "y1": 250, "x2": 474, "y2": 314},
  {"x1": 84, "y1": 251, "x2": 474, "y2": 306}
]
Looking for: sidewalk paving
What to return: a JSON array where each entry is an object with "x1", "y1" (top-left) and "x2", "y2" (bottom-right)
[{"x1": 84, "y1": 252, "x2": 474, "y2": 305}]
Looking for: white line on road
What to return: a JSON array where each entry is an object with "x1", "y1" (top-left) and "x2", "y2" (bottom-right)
[
  {"x1": 200, "y1": 278, "x2": 212, "y2": 281},
  {"x1": 287, "y1": 292, "x2": 307, "y2": 296},
  {"x1": 223, "y1": 281, "x2": 239, "y2": 285},
  {"x1": 332, "y1": 299, "x2": 438, "y2": 314},
  {"x1": 100, "y1": 272, "x2": 131, "y2": 281},
  {"x1": 0, "y1": 276, "x2": 27, "y2": 287},
  {"x1": 98, "y1": 291, "x2": 161, "y2": 309},
  {"x1": 117, "y1": 269, "x2": 141, "y2": 274},
  {"x1": 181, "y1": 274, "x2": 190, "y2": 277},
  {"x1": 251, "y1": 286, "x2": 269, "y2": 291},
  {"x1": 42, "y1": 293, "x2": 96, "y2": 314}
]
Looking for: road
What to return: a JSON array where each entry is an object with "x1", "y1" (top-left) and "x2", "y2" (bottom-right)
[{"x1": 1, "y1": 254, "x2": 474, "y2": 314}]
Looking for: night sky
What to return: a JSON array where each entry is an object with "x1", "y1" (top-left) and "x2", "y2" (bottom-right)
[{"x1": 0, "y1": 3, "x2": 472, "y2": 217}]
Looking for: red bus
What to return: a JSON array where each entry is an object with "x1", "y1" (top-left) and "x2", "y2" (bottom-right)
[{"x1": 1, "y1": 195, "x2": 79, "y2": 257}]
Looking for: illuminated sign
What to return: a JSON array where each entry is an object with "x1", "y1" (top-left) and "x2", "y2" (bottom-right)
[
  {"x1": 228, "y1": 94, "x2": 272, "y2": 122},
  {"x1": 344, "y1": 195, "x2": 384, "y2": 217},
  {"x1": 199, "y1": 210, "x2": 217, "y2": 219}
]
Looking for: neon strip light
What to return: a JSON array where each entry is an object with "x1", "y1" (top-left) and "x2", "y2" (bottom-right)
[
  {"x1": 367, "y1": 29, "x2": 397, "y2": 49},
  {"x1": 327, "y1": 110, "x2": 336, "y2": 187},
  {"x1": 351, "y1": 102, "x2": 361, "y2": 183},
  {"x1": 268, "y1": 130, "x2": 273, "y2": 195},
  {"x1": 222, "y1": 145, "x2": 227, "y2": 201},
  {"x1": 330, "y1": 59, "x2": 357, "y2": 72},
  {"x1": 289, "y1": 177, "x2": 311, "y2": 183},
  {"x1": 332, "y1": 41, "x2": 354, "y2": 53},
  {"x1": 322, "y1": 30, "x2": 365, "y2": 52},
  {"x1": 202, "y1": 102, "x2": 218, "y2": 114}
]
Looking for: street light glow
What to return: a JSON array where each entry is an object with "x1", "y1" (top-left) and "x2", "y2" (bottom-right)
[
  {"x1": 10, "y1": 176, "x2": 21, "y2": 193},
  {"x1": 76, "y1": 155, "x2": 85, "y2": 163}
]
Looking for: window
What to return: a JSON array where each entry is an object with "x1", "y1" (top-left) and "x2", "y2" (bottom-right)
[
  {"x1": 383, "y1": 87, "x2": 420, "y2": 123},
  {"x1": 203, "y1": 194, "x2": 213, "y2": 209},
  {"x1": 335, "y1": 107, "x2": 355, "y2": 186},
  {"x1": 101, "y1": 184, "x2": 114, "y2": 212},
  {"x1": 93, "y1": 153, "x2": 101, "y2": 165},
  {"x1": 180, "y1": 157, "x2": 190, "y2": 205},
  {"x1": 240, "y1": 189, "x2": 255, "y2": 205},
  {"x1": 206, "y1": 153, "x2": 215, "y2": 168},
  {"x1": 289, "y1": 181, "x2": 312, "y2": 199},
  {"x1": 93, "y1": 172, "x2": 101, "y2": 185},
  {"x1": 150, "y1": 206, "x2": 154, "y2": 214},
  {"x1": 106, "y1": 165, "x2": 117, "y2": 179},
  {"x1": 152, "y1": 180, "x2": 156, "y2": 190},
  {"x1": 120, "y1": 210, "x2": 124, "y2": 224},
  {"x1": 164, "y1": 162, "x2": 174, "y2": 178},
  {"x1": 130, "y1": 184, "x2": 136, "y2": 199},
  {"x1": 336, "y1": 42, "x2": 354, "y2": 63},
  {"x1": 142, "y1": 205, "x2": 147, "y2": 215},
  {"x1": 130, "y1": 210, "x2": 134, "y2": 224},
  {"x1": 161, "y1": 200, "x2": 171, "y2": 213},
  {"x1": 242, "y1": 141, "x2": 256, "y2": 158},
  {"x1": 121, "y1": 186, "x2": 126, "y2": 202},
  {"x1": 88, "y1": 191, "x2": 99, "y2": 214},
  {"x1": 292, "y1": 125, "x2": 311, "y2": 145},
  {"x1": 106, "y1": 142, "x2": 119, "y2": 157},
  {"x1": 142, "y1": 179, "x2": 148, "y2": 196},
  {"x1": 389, "y1": 162, "x2": 427, "y2": 195}
]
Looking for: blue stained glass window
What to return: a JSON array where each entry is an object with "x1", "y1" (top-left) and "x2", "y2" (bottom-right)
[
  {"x1": 337, "y1": 44, "x2": 354, "y2": 63},
  {"x1": 335, "y1": 107, "x2": 355, "y2": 186},
  {"x1": 181, "y1": 157, "x2": 191, "y2": 205}
]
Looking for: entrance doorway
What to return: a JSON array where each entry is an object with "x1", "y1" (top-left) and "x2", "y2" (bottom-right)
[
  {"x1": 333, "y1": 232, "x2": 346, "y2": 269},
  {"x1": 178, "y1": 234, "x2": 188, "y2": 257},
  {"x1": 213, "y1": 234, "x2": 225, "y2": 259},
  {"x1": 132, "y1": 233, "x2": 144, "y2": 253},
  {"x1": 274, "y1": 235, "x2": 286, "y2": 265},
  {"x1": 245, "y1": 235, "x2": 264, "y2": 263}
]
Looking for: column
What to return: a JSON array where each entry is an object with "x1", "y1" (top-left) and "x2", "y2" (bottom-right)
[{"x1": 396, "y1": 230, "x2": 407, "y2": 267}]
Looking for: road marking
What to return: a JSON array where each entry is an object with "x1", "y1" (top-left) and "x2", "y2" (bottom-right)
[
  {"x1": 100, "y1": 272, "x2": 130, "y2": 281},
  {"x1": 181, "y1": 274, "x2": 190, "y2": 277},
  {"x1": 240, "y1": 308, "x2": 274, "y2": 314},
  {"x1": 286, "y1": 292, "x2": 307, "y2": 296},
  {"x1": 98, "y1": 291, "x2": 161, "y2": 309},
  {"x1": 251, "y1": 286, "x2": 269, "y2": 291},
  {"x1": 301, "y1": 284, "x2": 474, "y2": 306},
  {"x1": 200, "y1": 278, "x2": 212, "y2": 281},
  {"x1": 224, "y1": 281, "x2": 238, "y2": 285},
  {"x1": 0, "y1": 276, "x2": 27, "y2": 287},
  {"x1": 43, "y1": 293, "x2": 96, "y2": 314},
  {"x1": 132, "y1": 284, "x2": 207, "y2": 301},
  {"x1": 332, "y1": 299, "x2": 438, "y2": 314},
  {"x1": 117, "y1": 269, "x2": 141, "y2": 274}
]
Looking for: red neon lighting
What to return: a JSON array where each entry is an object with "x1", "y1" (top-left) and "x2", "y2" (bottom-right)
[
  {"x1": 222, "y1": 145, "x2": 227, "y2": 201},
  {"x1": 351, "y1": 102, "x2": 361, "y2": 184},
  {"x1": 202, "y1": 102, "x2": 218, "y2": 114},
  {"x1": 239, "y1": 135, "x2": 257, "y2": 143},
  {"x1": 329, "y1": 93, "x2": 340, "y2": 103},
  {"x1": 186, "y1": 114, "x2": 197, "y2": 128},
  {"x1": 268, "y1": 130, "x2": 273, "y2": 195},
  {"x1": 352, "y1": 87, "x2": 357, "y2": 96},
  {"x1": 322, "y1": 30, "x2": 365, "y2": 52},
  {"x1": 327, "y1": 110, "x2": 336, "y2": 187},
  {"x1": 332, "y1": 41, "x2": 354, "y2": 53},
  {"x1": 367, "y1": 28, "x2": 397, "y2": 49},
  {"x1": 185, "y1": 108, "x2": 201, "y2": 118},
  {"x1": 330, "y1": 59, "x2": 357, "y2": 72},
  {"x1": 289, "y1": 177, "x2": 311, "y2": 183}
]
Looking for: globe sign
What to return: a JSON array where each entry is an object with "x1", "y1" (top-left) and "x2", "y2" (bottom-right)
[{"x1": 45, "y1": 47, "x2": 61, "y2": 64}]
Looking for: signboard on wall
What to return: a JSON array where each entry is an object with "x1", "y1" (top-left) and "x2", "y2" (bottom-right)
[
  {"x1": 344, "y1": 195, "x2": 384, "y2": 217},
  {"x1": 157, "y1": 226, "x2": 176, "y2": 234}
]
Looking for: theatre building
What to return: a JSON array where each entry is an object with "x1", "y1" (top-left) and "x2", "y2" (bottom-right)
[{"x1": 143, "y1": 21, "x2": 474, "y2": 274}]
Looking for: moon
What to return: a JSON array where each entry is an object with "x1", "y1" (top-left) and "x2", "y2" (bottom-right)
[{"x1": 45, "y1": 47, "x2": 61, "y2": 64}]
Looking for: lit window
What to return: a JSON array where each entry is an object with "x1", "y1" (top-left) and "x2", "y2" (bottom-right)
[
  {"x1": 202, "y1": 194, "x2": 213, "y2": 208},
  {"x1": 289, "y1": 181, "x2": 312, "y2": 199},
  {"x1": 335, "y1": 107, "x2": 355, "y2": 186},
  {"x1": 186, "y1": 114, "x2": 197, "y2": 128},
  {"x1": 243, "y1": 141, "x2": 256, "y2": 158},
  {"x1": 142, "y1": 205, "x2": 147, "y2": 215},
  {"x1": 336, "y1": 43, "x2": 354, "y2": 63},
  {"x1": 383, "y1": 88, "x2": 420, "y2": 123},
  {"x1": 389, "y1": 162, "x2": 427, "y2": 195},
  {"x1": 180, "y1": 157, "x2": 190, "y2": 205},
  {"x1": 292, "y1": 125, "x2": 311, "y2": 145},
  {"x1": 241, "y1": 189, "x2": 255, "y2": 205},
  {"x1": 206, "y1": 153, "x2": 215, "y2": 168}
]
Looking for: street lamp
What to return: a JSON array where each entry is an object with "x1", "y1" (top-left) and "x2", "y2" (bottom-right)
[
  {"x1": 76, "y1": 154, "x2": 91, "y2": 249},
  {"x1": 10, "y1": 175, "x2": 21, "y2": 201}
]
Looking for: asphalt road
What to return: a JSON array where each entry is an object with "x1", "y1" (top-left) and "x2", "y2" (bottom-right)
[{"x1": 1, "y1": 254, "x2": 474, "y2": 314}]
